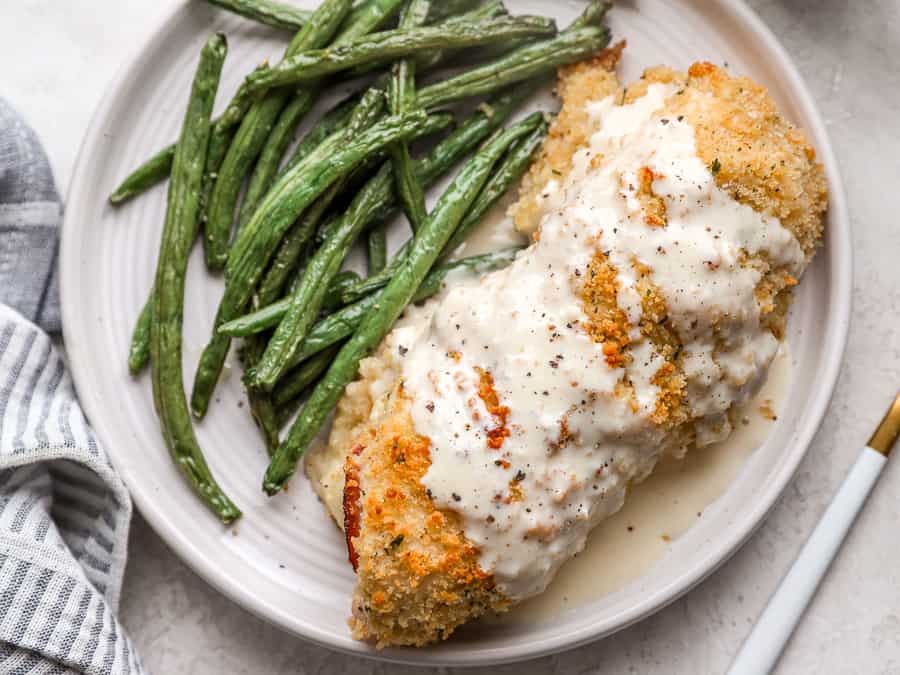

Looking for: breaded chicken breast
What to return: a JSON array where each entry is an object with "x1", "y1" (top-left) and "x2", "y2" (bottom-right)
[{"x1": 307, "y1": 55, "x2": 827, "y2": 648}]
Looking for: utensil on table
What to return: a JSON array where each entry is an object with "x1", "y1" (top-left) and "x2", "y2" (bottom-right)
[{"x1": 727, "y1": 393, "x2": 900, "y2": 675}]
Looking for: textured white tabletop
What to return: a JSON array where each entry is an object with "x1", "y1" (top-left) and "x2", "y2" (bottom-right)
[{"x1": 4, "y1": 1, "x2": 899, "y2": 673}]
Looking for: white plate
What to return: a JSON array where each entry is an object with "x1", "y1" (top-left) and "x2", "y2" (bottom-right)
[{"x1": 61, "y1": 0, "x2": 851, "y2": 666}]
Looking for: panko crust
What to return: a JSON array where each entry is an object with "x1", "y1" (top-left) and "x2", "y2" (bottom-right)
[
  {"x1": 626, "y1": 63, "x2": 827, "y2": 336},
  {"x1": 346, "y1": 388, "x2": 508, "y2": 648},
  {"x1": 510, "y1": 42, "x2": 626, "y2": 233},
  {"x1": 630, "y1": 62, "x2": 828, "y2": 259}
]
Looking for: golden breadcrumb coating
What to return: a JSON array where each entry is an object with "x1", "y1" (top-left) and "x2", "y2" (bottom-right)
[
  {"x1": 327, "y1": 57, "x2": 827, "y2": 649},
  {"x1": 345, "y1": 388, "x2": 508, "y2": 648},
  {"x1": 511, "y1": 42, "x2": 625, "y2": 233},
  {"x1": 628, "y1": 63, "x2": 828, "y2": 258}
]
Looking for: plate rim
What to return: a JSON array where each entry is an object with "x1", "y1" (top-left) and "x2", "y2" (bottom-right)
[{"x1": 60, "y1": 0, "x2": 852, "y2": 666}]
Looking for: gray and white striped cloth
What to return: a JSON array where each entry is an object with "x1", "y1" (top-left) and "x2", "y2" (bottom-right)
[{"x1": 0, "y1": 99, "x2": 144, "y2": 674}]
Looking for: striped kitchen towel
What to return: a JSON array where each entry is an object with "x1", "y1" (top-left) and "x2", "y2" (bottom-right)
[{"x1": 0, "y1": 99, "x2": 144, "y2": 674}]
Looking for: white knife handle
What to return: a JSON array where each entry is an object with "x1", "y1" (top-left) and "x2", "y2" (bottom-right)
[{"x1": 727, "y1": 446, "x2": 888, "y2": 675}]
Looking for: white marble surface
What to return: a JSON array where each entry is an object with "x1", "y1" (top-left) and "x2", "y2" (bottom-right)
[{"x1": 3, "y1": 1, "x2": 900, "y2": 673}]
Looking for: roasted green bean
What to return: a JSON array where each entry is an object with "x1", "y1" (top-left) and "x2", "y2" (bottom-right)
[{"x1": 148, "y1": 33, "x2": 240, "y2": 523}]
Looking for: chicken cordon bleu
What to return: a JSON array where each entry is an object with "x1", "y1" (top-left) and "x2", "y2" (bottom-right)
[{"x1": 305, "y1": 53, "x2": 828, "y2": 647}]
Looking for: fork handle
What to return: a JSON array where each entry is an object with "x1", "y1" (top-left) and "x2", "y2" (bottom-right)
[{"x1": 727, "y1": 446, "x2": 888, "y2": 675}]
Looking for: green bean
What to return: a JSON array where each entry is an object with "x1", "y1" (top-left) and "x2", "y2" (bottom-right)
[
  {"x1": 253, "y1": 87, "x2": 389, "y2": 306},
  {"x1": 272, "y1": 344, "x2": 342, "y2": 409},
  {"x1": 285, "y1": 241, "x2": 314, "y2": 293},
  {"x1": 282, "y1": 92, "x2": 359, "y2": 175},
  {"x1": 315, "y1": 83, "x2": 531, "y2": 252},
  {"x1": 234, "y1": 91, "x2": 316, "y2": 234},
  {"x1": 570, "y1": 0, "x2": 612, "y2": 29},
  {"x1": 275, "y1": 398, "x2": 302, "y2": 430},
  {"x1": 258, "y1": 100, "x2": 432, "y2": 310},
  {"x1": 124, "y1": 74, "x2": 264, "y2": 366},
  {"x1": 108, "y1": 80, "x2": 252, "y2": 208},
  {"x1": 205, "y1": 95, "x2": 290, "y2": 268},
  {"x1": 190, "y1": 110, "x2": 440, "y2": 418},
  {"x1": 237, "y1": 0, "x2": 405, "y2": 234},
  {"x1": 197, "y1": 61, "x2": 269, "y2": 261},
  {"x1": 334, "y1": 91, "x2": 544, "y2": 305},
  {"x1": 244, "y1": 16, "x2": 558, "y2": 94},
  {"x1": 367, "y1": 226, "x2": 388, "y2": 274},
  {"x1": 219, "y1": 297, "x2": 304, "y2": 338},
  {"x1": 337, "y1": 124, "x2": 548, "y2": 304},
  {"x1": 342, "y1": 0, "x2": 507, "y2": 79},
  {"x1": 246, "y1": 162, "x2": 398, "y2": 391},
  {"x1": 219, "y1": 248, "x2": 522, "y2": 338},
  {"x1": 341, "y1": 243, "x2": 407, "y2": 303},
  {"x1": 127, "y1": 296, "x2": 152, "y2": 374},
  {"x1": 339, "y1": 119, "x2": 546, "y2": 302},
  {"x1": 109, "y1": 147, "x2": 173, "y2": 205},
  {"x1": 357, "y1": 2, "x2": 431, "y2": 281},
  {"x1": 258, "y1": 208, "x2": 331, "y2": 305},
  {"x1": 148, "y1": 33, "x2": 239, "y2": 523},
  {"x1": 440, "y1": 119, "x2": 548, "y2": 260},
  {"x1": 248, "y1": 89, "x2": 526, "y2": 389},
  {"x1": 240, "y1": 336, "x2": 281, "y2": 455},
  {"x1": 108, "y1": 59, "x2": 263, "y2": 207},
  {"x1": 105, "y1": 0, "x2": 496, "y2": 207},
  {"x1": 234, "y1": 89, "x2": 375, "y2": 449},
  {"x1": 273, "y1": 343, "x2": 344, "y2": 428},
  {"x1": 417, "y1": 25, "x2": 610, "y2": 110},
  {"x1": 204, "y1": 0, "x2": 353, "y2": 269},
  {"x1": 206, "y1": 0, "x2": 310, "y2": 30},
  {"x1": 323, "y1": 270, "x2": 362, "y2": 309},
  {"x1": 388, "y1": 0, "x2": 430, "y2": 234},
  {"x1": 335, "y1": 0, "x2": 405, "y2": 43},
  {"x1": 424, "y1": 0, "x2": 480, "y2": 22},
  {"x1": 124, "y1": 126, "x2": 257, "y2": 371},
  {"x1": 236, "y1": 82, "x2": 389, "y2": 444},
  {"x1": 219, "y1": 295, "x2": 308, "y2": 338},
  {"x1": 111, "y1": 0, "x2": 406, "y2": 210},
  {"x1": 263, "y1": 115, "x2": 541, "y2": 494}
]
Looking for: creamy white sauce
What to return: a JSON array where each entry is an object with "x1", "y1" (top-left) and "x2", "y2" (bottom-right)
[
  {"x1": 494, "y1": 344, "x2": 790, "y2": 622},
  {"x1": 396, "y1": 84, "x2": 806, "y2": 600}
]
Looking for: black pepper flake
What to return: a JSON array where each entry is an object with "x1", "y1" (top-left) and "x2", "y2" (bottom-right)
[
  {"x1": 425, "y1": 401, "x2": 435, "y2": 413},
  {"x1": 486, "y1": 515, "x2": 495, "y2": 523},
  {"x1": 398, "y1": 345, "x2": 408, "y2": 356},
  {"x1": 388, "y1": 534, "x2": 404, "y2": 551},
  {"x1": 514, "y1": 470, "x2": 526, "y2": 482},
  {"x1": 451, "y1": 492, "x2": 461, "y2": 502}
]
